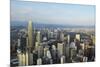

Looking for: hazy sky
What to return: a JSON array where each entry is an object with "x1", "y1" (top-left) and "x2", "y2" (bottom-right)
[{"x1": 11, "y1": 0, "x2": 95, "y2": 26}]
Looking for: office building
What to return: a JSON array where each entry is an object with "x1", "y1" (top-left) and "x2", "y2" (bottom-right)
[
  {"x1": 37, "y1": 58, "x2": 42, "y2": 65},
  {"x1": 27, "y1": 20, "x2": 33, "y2": 65},
  {"x1": 60, "y1": 32, "x2": 64, "y2": 41},
  {"x1": 75, "y1": 34, "x2": 80, "y2": 41},
  {"x1": 17, "y1": 53, "x2": 26, "y2": 66},
  {"x1": 35, "y1": 42, "x2": 39, "y2": 51},
  {"x1": 18, "y1": 39, "x2": 20, "y2": 48},
  {"x1": 46, "y1": 50, "x2": 52, "y2": 59},
  {"x1": 36, "y1": 31, "x2": 41, "y2": 44},
  {"x1": 57, "y1": 43, "x2": 64, "y2": 57},
  {"x1": 28, "y1": 20, "x2": 33, "y2": 48},
  {"x1": 67, "y1": 34, "x2": 70, "y2": 44},
  {"x1": 38, "y1": 45, "x2": 43, "y2": 58},
  {"x1": 43, "y1": 47, "x2": 48, "y2": 57},
  {"x1": 60, "y1": 55, "x2": 65, "y2": 64}
]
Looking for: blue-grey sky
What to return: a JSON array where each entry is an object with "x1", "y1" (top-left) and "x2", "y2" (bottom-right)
[{"x1": 11, "y1": 0, "x2": 95, "y2": 26}]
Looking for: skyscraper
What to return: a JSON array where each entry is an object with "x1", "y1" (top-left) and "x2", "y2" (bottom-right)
[
  {"x1": 36, "y1": 31, "x2": 41, "y2": 44},
  {"x1": 27, "y1": 20, "x2": 33, "y2": 65},
  {"x1": 35, "y1": 42, "x2": 39, "y2": 51},
  {"x1": 28, "y1": 20, "x2": 33, "y2": 48},
  {"x1": 75, "y1": 34, "x2": 80, "y2": 41},
  {"x1": 60, "y1": 32, "x2": 64, "y2": 41},
  {"x1": 67, "y1": 34, "x2": 70, "y2": 44},
  {"x1": 57, "y1": 43, "x2": 64, "y2": 57},
  {"x1": 38, "y1": 45, "x2": 43, "y2": 58},
  {"x1": 18, "y1": 39, "x2": 20, "y2": 48}
]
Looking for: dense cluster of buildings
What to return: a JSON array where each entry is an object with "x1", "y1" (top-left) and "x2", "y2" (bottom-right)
[{"x1": 10, "y1": 20, "x2": 95, "y2": 66}]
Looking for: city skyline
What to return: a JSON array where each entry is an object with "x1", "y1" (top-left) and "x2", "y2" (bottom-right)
[
  {"x1": 10, "y1": 1, "x2": 95, "y2": 66},
  {"x1": 10, "y1": 20, "x2": 95, "y2": 66},
  {"x1": 11, "y1": 0, "x2": 95, "y2": 26}
]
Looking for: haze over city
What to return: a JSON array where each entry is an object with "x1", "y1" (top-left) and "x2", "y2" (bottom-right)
[{"x1": 11, "y1": 0, "x2": 95, "y2": 26}]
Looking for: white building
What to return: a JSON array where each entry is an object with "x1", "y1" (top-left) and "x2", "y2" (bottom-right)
[
  {"x1": 37, "y1": 58, "x2": 42, "y2": 65},
  {"x1": 60, "y1": 55, "x2": 65, "y2": 64},
  {"x1": 75, "y1": 34, "x2": 80, "y2": 41},
  {"x1": 57, "y1": 43, "x2": 64, "y2": 57}
]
